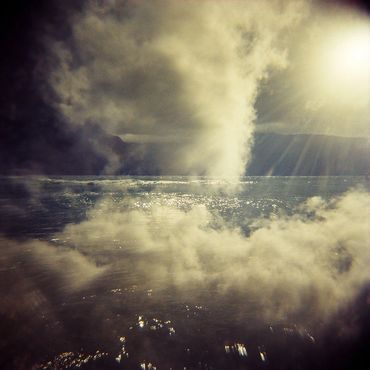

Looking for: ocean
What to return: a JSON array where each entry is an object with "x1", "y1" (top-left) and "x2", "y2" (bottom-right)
[{"x1": 0, "y1": 176, "x2": 368, "y2": 370}]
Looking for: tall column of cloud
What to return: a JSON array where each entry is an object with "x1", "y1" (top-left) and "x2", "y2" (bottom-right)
[{"x1": 49, "y1": 0, "x2": 305, "y2": 176}]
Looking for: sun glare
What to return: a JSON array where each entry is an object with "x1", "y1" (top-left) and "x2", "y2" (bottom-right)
[
  {"x1": 315, "y1": 23, "x2": 370, "y2": 103},
  {"x1": 328, "y1": 26, "x2": 369, "y2": 80}
]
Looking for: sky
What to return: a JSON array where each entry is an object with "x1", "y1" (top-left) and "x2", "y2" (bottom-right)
[
  {"x1": 255, "y1": 3, "x2": 370, "y2": 137},
  {"x1": 0, "y1": 0, "x2": 369, "y2": 176},
  {"x1": 0, "y1": 3, "x2": 369, "y2": 366}
]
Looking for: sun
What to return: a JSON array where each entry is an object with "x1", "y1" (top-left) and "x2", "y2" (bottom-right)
[
  {"x1": 289, "y1": 11, "x2": 370, "y2": 137},
  {"x1": 326, "y1": 26, "x2": 369, "y2": 82},
  {"x1": 315, "y1": 23, "x2": 369, "y2": 104}
]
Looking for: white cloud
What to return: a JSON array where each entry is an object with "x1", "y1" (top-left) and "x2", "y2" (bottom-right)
[
  {"x1": 58, "y1": 188, "x2": 370, "y2": 323},
  {"x1": 49, "y1": 0, "x2": 306, "y2": 176},
  {"x1": 1, "y1": 187, "x2": 368, "y2": 325}
]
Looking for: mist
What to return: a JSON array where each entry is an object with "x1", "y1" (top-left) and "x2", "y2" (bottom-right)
[
  {"x1": 61, "y1": 191, "x2": 370, "y2": 320},
  {"x1": 1, "y1": 0, "x2": 369, "y2": 368},
  {"x1": 48, "y1": 0, "x2": 306, "y2": 176},
  {"x1": 0, "y1": 236, "x2": 103, "y2": 325},
  {"x1": 1, "y1": 177, "x2": 368, "y2": 368},
  {"x1": 16, "y1": 187, "x2": 360, "y2": 323}
]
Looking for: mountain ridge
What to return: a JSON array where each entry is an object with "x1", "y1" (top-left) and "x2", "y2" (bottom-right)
[{"x1": 1, "y1": 121, "x2": 368, "y2": 176}]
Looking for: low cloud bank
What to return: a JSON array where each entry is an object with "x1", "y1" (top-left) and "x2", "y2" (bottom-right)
[
  {"x1": 1, "y1": 188, "x2": 368, "y2": 325},
  {"x1": 58, "y1": 188, "x2": 369, "y2": 322},
  {"x1": 0, "y1": 189, "x2": 368, "y2": 370}
]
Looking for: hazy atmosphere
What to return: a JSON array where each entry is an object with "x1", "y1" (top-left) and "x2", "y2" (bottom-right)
[
  {"x1": 1, "y1": 0, "x2": 369, "y2": 176},
  {"x1": 0, "y1": 1, "x2": 369, "y2": 369}
]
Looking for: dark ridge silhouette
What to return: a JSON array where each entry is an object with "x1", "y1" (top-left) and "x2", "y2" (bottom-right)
[
  {"x1": 1, "y1": 120, "x2": 369, "y2": 176},
  {"x1": 247, "y1": 133, "x2": 369, "y2": 176}
]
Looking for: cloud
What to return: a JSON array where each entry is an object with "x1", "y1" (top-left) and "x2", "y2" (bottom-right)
[
  {"x1": 1, "y1": 188, "x2": 368, "y2": 370},
  {"x1": 58, "y1": 188, "x2": 370, "y2": 323},
  {"x1": 0, "y1": 236, "x2": 104, "y2": 321},
  {"x1": 48, "y1": 0, "x2": 306, "y2": 176},
  {"x1": 0, "y1": 184, "x2": 368, "y2": 361}
]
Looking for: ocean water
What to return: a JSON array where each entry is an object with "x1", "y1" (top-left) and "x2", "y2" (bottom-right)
[{"x1": 0, "y1": 176, "x2": 368, "y2": 370}]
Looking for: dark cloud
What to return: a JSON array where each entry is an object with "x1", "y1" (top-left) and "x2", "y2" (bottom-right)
[{"x1": 0, "y1": 0, "x2": 99, "y2": 175}]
